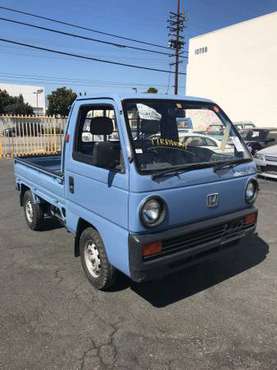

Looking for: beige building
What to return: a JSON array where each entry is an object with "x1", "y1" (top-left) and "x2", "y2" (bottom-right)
[{"x1": 186, "y1": 12, "x2": 277, "y2": 127}]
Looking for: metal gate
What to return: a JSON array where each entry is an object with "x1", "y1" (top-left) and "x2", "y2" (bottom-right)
[{"x1": 0, "y1": 115, "x2": 67, "y2": 158}]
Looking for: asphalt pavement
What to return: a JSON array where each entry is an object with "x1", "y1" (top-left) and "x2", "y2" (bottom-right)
[{"x1": 0, "y1": 159, "x2": 276, "y2": 369}]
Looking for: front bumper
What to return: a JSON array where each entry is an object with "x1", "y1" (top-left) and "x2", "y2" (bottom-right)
[
  {"x1": 256, "y1": 164, "x2": 277, "y2": 179},
  {"x1": 128, "y1": 207, "x2": 257, "y2": 282}
]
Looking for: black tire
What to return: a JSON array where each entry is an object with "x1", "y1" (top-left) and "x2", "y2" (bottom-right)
[
  {"x1": 23, "y1": 190, "x2": 44, "y2": 231},
  {"x1": 79, "y1": 227, "x2": 117, "y2": 290}
]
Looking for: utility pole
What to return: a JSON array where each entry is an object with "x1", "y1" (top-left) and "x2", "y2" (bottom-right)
[
  {"x1": 168, "y1": 0, "x2": 185, "y2": 95},
  {"x1": 174, "y1": 0, "x2": 180, "y2": 95}
]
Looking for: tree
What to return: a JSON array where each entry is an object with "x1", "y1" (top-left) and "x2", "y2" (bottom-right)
[
  {"x1": 0, "y1": 89, "x2": 11, "y2": 113},
  {"x1": 146, "y1": 87, "x2": 158, "y2": 94},
  {"x1": 0, "y1": 90, "x2": 33, "y2": 115},
  {"x1": 47, "y1": 87, "x2": 77, "y2": 117},
  {"x1": 4, "y1": 102, "x2": 33, "y2": 116}
]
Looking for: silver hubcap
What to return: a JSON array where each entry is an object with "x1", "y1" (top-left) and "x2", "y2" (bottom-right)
[
  {"x1": 84, "y1": 241, "x2": 101, "y2": 278},
  {"x1": 25, "y1": 200, "x2": 33, "y2": 223}
]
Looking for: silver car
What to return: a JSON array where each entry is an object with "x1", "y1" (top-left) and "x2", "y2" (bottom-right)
[{"x1": 255, "y1": 145, "x2": 277, "y2": 179}]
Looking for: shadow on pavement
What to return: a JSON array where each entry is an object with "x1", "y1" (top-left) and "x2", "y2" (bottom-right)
[
  {"x1": 38, "y1": 217, "x2": 64, "y2": 231},
  {"x1": 128, "y1": 235, "x2": 268, "y2": 307}
]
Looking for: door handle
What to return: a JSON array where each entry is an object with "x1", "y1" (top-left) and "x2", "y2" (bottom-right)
[{"x1": 69, "y1": 176, "x2": 74, "y2": 193}]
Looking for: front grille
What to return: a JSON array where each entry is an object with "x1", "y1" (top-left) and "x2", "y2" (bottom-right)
[
  {"x1": 263, "y1": 165, "x2": 277, "y2": 173},
  {"x1": 144, "y1": 217, "x2": 255, "y2": 260},
  {"x1": 265, "y1": 155, "x2": 277, "y2": 162}
]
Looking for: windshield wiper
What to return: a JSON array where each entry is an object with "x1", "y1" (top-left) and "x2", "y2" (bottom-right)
[
  {"x1": 212, "y1": 159, "x2": 249, "y2": 173},
  {"x1": 152, "y1": 167, "x2": 190, "y2": 180},
  {"x1": 152, "y1": 159, "x2": 251, "y2": 180},
  {"x1": 151, "y1": 163, "x2": 211, "y2": 180},
  {"x1": 213, "y1": 162, "x2": 236, "y2": 172}
]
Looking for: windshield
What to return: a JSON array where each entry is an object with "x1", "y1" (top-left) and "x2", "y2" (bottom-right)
[{"x1": 123, "y1": 99, "x2": 251, "y2": 174}]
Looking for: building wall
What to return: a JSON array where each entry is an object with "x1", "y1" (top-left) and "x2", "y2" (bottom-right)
[
  {"x1": 186, "y1": 12, "x2": 277, "y2": 127},
  {"x1": 0, "y1": 83, "x2": 46, "y2": 115}
]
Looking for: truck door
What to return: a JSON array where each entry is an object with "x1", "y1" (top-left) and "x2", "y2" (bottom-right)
[{"x1": 64, "y1": 100, "x2": 129, "y2": 237}]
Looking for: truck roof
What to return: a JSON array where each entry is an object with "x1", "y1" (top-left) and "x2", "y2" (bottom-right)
[{"x1": 75, "y1": 93, "x2": 214, "y2": 104}]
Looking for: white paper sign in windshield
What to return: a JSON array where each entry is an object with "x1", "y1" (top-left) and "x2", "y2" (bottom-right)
[{"x1": 137, "y1": 104, "x2": 161, "y2": 121}]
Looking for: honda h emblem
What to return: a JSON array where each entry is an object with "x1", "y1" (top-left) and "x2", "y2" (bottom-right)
[{"x1": 207, "y1": 193, "x2": 219, "y2": 208}]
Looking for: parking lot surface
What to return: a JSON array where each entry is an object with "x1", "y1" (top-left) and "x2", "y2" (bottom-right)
[{"x1": 0, "y1": 160, "x2": 277, "y2": 370}]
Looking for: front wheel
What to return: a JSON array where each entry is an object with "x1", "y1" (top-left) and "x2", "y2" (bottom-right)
[
  {"x1": 23, "y1": 190, "x2": 44, "y2": 231},
  {"x1": 79, "y1": 228, "x2": 117, "y2": 290}
]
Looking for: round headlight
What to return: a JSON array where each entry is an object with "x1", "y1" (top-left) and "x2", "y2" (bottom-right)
[
  {"x1": 140, "y1": 197, "x2": 166, "y2": 227},
  {"x1": 255, "y1": 153, "x2": 265, "y2": 161},
  {"x1": 245, "y1": 179, "x2": 258, "y2": 204}
]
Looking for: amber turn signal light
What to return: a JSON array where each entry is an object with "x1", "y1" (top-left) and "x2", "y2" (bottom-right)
[
  {"x1": 142, "y1": 241, "x2": 162, "y2": 257},
  {"x1": 244, "y1": 212, "x2": 257, "y2": 225}
]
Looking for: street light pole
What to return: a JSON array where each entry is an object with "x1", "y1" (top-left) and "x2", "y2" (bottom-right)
[{"x1": 33, "y1": 89, "x2": 43, "y2": 112}]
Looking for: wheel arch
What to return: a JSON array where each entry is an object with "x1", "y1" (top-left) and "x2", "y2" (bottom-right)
[
  {"x1": 20, "y1": 184, "x2": 30, "y2": 206},
  {"x1": 74, "y1": 218, "x2": 97, "y2": 257},
  {"x1": 71, "y1": 212, "x2": 130, "y2": 276}
]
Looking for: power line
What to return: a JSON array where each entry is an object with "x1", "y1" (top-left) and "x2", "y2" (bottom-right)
[
  {"x1": 0, "y1": 71, "x2": 169, "y2": 88},
  {"x1": 0, "y1": 44, "x2": 169, "y2": 62},
  {"x1": 0, "y1": 76, "x2": 169, "y2": 92},
  {"x1": 0, "y1": 76, "x2": 168, "y2": 90},
  {"x1": 0, "y1": 38, "x2": 186, "y2": 75},
  {"x1": 2, "y1": 76, "x2": 185, "y2": 92},
  {"x1": 0, "y1": 16, "x2": 172, "y2": 57},
  {"x1": 0, "y1": 5, "x2": 170, "y2": 51}
]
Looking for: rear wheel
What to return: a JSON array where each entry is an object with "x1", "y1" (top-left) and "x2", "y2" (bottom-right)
[
  {"x1": 80, "y1": 227, "x2": 117, "y2": 290},
  {"x1": 23, "y1": 190, "x2": 44, "y2": 230}
]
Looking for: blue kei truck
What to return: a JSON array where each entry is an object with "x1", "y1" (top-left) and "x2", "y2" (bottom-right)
[{"x1": 14, "y1": 94, "x2": 259, "y2": 290}]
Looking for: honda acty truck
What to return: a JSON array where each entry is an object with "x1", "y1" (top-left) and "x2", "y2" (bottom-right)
[{"x1": 14, "y1": 94, "x2": 258, "y2": 290}]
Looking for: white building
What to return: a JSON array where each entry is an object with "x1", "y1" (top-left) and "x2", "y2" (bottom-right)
[
  {"x1": 0, "y1": 83, "x2": 46, "y2": 115},
  {"x1": 186, "y1": 12, "x2": 277, "y2": 127}
]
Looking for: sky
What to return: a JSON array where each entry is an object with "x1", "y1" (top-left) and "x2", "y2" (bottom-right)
[{"x1": 0, "y1": 0, "x2": 276, "y2": 96}]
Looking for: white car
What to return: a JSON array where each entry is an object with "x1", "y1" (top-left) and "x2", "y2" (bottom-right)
[
  {"x1": 180, "y1": 133, "x2": 233, "y2": 154},
  {"x1": 254, "y1": 145, "x2": 277, "y2": 179}
]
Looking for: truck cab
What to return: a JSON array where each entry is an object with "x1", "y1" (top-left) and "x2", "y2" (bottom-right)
[{"x1": 15, "y1": 94, "x2": 258, "y2": 290}]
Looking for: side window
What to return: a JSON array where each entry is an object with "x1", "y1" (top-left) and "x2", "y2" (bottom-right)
[
  {"x1": 73, "y1": 104, "x2": 123, "y2": 171},
  {"x1": 188, "y1": 137, "x2": 205, "y2": 147},
  {"x1": 268, "y1": 131, "x2": 277, "y2": 142},
  {"x1": 205, "y1": 138, "x2": 217, "y2": 147}
]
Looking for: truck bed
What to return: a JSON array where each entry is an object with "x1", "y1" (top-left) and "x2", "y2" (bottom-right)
[{"x1": 15, "y1": 155, "x2": 63, "y2": 178}]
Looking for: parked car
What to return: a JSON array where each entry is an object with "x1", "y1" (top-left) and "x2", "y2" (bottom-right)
[
  {"x1": 254, "y1": 145, "x2": 277, "y2": 179},
  {"x1": 3, "y1": 122, "x2": 44, "y2": 137},
  {"x1": 14, "y1": 94, "x2": 258, "y2": 291},
  {"x1": 234, "y1": 122, "x2": 256, "y2": 131},
  {"x1": 176, "y1": 117, "x2": 193, "y2": 130},
  {"x1": 240, "y1": 128, "x2": 277, "y2": 155},
  {"x1": 206, "y1": 123, "x2": 224, "y2": 140},
  {"x1": 179, "y1": 132, "x2": 233, "y2": 154}
]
